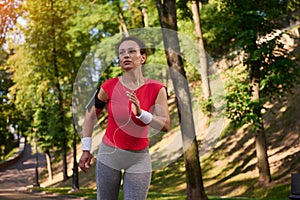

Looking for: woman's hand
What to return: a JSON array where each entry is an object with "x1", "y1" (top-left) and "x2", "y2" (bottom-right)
[
  {"x1": 79, "y1": 151, "x2": 93, "y2": 174},
  {"x1": 126, "y1": 91, "x2": 141, "y2": 116}
]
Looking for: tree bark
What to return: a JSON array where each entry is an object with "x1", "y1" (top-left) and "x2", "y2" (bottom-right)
[
  {"x1": 190, "y1": 0, "x2": 211, "y2": 102},
  {"x1": 45, "y1": 150, "x2": 53, "y2": 181},
  {"x1": 116, "y1": 3, "x2": 129, "y2": 37},
  {"x1": 50, "y1": 0, "x2": 68, "y2": 181},
  {"x1": 251, "y1": 66, "x2": 272, "y2": 184},
  {"x1": 72, "y1": 120, "x2": 79, "y2": 190},
  {"x1": 156, "y1": 1, "x2": 208, "y2": 199},
  {"x1": 141, "y1": 0, "x2": 149, "y2": 28},
  {"x1": 255, "y1": 127, "x2": 272, "y2": 183}
]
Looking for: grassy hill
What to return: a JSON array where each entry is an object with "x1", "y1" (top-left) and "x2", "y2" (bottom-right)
[
  {"x1": 202, "y1": 84, "x2": 300, "y2": 199},
  {"x1": 38, "y1": 83, "x2": 299, "y2": 199}
]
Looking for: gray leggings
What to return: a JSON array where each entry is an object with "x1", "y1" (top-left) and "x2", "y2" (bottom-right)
[{"x1": 96, "y1": 143, "x2": 152, "y2": 200}]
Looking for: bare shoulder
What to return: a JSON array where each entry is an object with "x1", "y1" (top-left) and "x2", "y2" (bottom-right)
[
  {"x1": 98, "y1": 87, "x2": 108, "y2": 102},
  {"x1": 156, "y1": 87, "x2": 168, "y2": 103}
]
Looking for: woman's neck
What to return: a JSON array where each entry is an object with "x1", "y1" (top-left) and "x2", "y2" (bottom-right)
[{"x1": 121, "y1": 67, "x2": 145, "y2": 90}]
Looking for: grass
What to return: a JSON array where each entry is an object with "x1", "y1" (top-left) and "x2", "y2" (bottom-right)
[
  {"x1": 33, "y1": 187, "x2": 184, "y2": 200},
  {"x1": 37, "y1": 156, "x2": 293, "y2": 200},
  {"x1": 257, "y1": 184, "x2": 291, "y2": 200},
  {"x1": 150, "y1": 156, "x2": 186, "y2": 194},
  {"x1": 31, "y1": 187, "x2": 96, "y2": 199},
  {"x1": 32, "y1": 186, "x2": 264, "y2": 200},
  {"x1": 38, "y1": 116, "x2": 297, "y2": 200},
  {"x1": 34, "y1": 186, "x2": 292, "y2": 200},
  {"x1": 0, "y1": 146, "x2": 19, "y2": 161}
]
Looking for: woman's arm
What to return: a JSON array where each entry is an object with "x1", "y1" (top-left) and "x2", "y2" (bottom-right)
[
  {"x1": 127, "y1": 87, "x2": 170, "y2": 132},
  {"x1": 149, "y1": 87, "x2": 170, "y2": 132},
  {"x1": 82, "y1": 88, "x2": 107, "y2": 137},
  {"x1": 79, "y1": 88, "x2": 107, "y2": 173}
]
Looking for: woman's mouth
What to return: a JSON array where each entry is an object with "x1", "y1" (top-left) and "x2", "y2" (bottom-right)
[{"x1": 123, "y1": 60, "x2": 131, "y2": 65}]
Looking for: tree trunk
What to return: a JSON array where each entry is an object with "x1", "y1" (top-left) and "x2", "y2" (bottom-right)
[
  {"x1": 116, "y1": 3, "x2": 129, "y2": 37},
  {"x1": 251, "y1": 68, "x2": 272, "y2": 184},
  {"x1": 255, "y1": 126, "x2": 272, "y2": 183},
  {"x1": 190, "y1": 0, "x2": 211, "y2": 101},
  {"x1": 72, "y1": 120, "x2": 79, "y2": 190},
  {"x1": 45, "y1": 150, "x2": 53, "y2": 181},
  {"x1": 156, "y1": 1, "x2": 208, "y2": 199},
  {"x1": 141, "y1": 0, "x2": 149, "y2": 28},
  {"x1": 50, "y1": 0, "x2": 68, "y2": 181}
]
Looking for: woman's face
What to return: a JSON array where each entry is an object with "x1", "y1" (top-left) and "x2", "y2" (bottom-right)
[{"x1": 118, "y1": 40, "x2": 146, "y2": 71}]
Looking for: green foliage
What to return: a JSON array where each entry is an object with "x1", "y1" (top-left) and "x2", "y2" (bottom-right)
[
  {"x1": 225, "y1": 66, "x2": 257, "y2": 127},
  {"x1": 177, "y1": 0, "x2": 193, "y2": 21},
  {"x1": 0, "y1": 51, "x2": 24, "y2": 157},
  {"x1": 286, "y1": 0, "x2": 300, "y2": 12},
  {"x1": 257, "y1": 33, "x2": 300, "y2": 100},
  {"x1": 200, "y1": 1, "x2": 235, "y2": 58},
  {"x1": 1, "y1": 145, "x2": 18, "y2": 161},
  {"x1": 0, "y1": 68, "x2": 13, "y2": 134},
  {"x1": 200, "y1": 0, "x2": 300, "y2": 130},
  {"x1": 6, "y1": 0, "x2": 83, "y2": 155},
  {"x1": 67, "y1": 1, "x2": 118, "y2": 42},
  {"x1": 4, "y1": 0, "x2": 168, "y2": 157},
  {"x1": 201, "y1": 0, "x2": 297, "y2": 57}
]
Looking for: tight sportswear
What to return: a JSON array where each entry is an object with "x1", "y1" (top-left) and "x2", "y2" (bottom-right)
[{"x1": 96, "y1": 142, "x2": 151, "y2": 200}]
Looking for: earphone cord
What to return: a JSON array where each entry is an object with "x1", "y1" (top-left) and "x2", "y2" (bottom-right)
[{"x1": 100, "y1": 79, "x2": 134, "y2": 155}]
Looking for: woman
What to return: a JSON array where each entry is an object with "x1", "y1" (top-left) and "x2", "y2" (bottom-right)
[{"x1": 79, "y1": 36, "x2": 170, "y2": 200}]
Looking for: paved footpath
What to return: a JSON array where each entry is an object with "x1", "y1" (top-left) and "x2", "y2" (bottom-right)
[{"x1": 0, "y1": 143, "x2": 85, "y2": 200}]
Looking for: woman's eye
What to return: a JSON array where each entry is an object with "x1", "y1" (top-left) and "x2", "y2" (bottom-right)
[{"x1": 118, "y1": 49, "x2": 137, "y2": 56}]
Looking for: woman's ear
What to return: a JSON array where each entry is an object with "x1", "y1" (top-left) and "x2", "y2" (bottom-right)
[{"x1": 141, "y1": 55, "x2": 146, "y2": 64}]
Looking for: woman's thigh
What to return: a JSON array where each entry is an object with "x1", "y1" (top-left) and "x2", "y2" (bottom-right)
[
  {"x1": 96, "y1": 158, "x2": 122, "y2": 200},
  {"x1": 123, "y1": 171, "x2": 151, "y2": 200}
]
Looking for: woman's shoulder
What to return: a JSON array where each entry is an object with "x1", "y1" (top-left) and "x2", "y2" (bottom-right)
[
  {"x1": 101, "y1": 77, "x2": 119, "y2": 92},
  {"x1": 102, "y1": 77, "x2": 119, "y2": 86},
  {"x1": 144, "y1": 79, "x2": 165, "y2": 94},
  {"x1": 146, "y1": 78, "x2": 164, "y2": 87}
]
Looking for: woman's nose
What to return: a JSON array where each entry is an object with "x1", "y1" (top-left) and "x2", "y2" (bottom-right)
[
  {"x1": 123, "y1": 52, "x2": 130, "y2": 58},
  {"x1": 119, "y1": 51, "x2": 130, "y2": 58}
]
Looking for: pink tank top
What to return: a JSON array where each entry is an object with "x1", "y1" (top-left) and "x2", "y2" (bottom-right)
[{"x1": 101, "y1": 77, "x2": 164, "y2": 150}]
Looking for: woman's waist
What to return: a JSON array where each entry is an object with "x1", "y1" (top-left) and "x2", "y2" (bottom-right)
[{"x1": 101, "y1": 140, "x2": 149, "y2": 153}]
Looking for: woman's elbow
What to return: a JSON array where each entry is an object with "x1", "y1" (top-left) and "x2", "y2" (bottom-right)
[
  {"x1": 85, "y1": 107, "x2": 99, "y2": 121},
  {"x1": 161, "y1": 118, "x2": 170, "y2": 132}
]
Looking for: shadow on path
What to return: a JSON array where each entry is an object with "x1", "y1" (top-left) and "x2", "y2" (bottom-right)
[
  {"x1": 0, "y1": 143, "x2": 46, "y2": 191},
  {"x1": 0, "y1": 142, "x2": 84, "y2": 199}
]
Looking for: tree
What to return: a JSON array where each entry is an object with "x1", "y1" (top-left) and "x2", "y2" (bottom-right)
[
  {"x1": 115, "y1": 1, "x2": 129, "y2": 36},
  {"x1": 140, "y1": 0, "x2": 149, "y2": 28},
  {"x1": 201, "y1": 0, "x2": 300, "y2": 184},
  {"x1": 0, "y1": 1, "x2": 25, "y2": 154},
  {"x1": 177, "y1": 0, "x2": 212, "y2": 117},
  {"x1": 9, "y1": 0, "x2": 80, "y2": 181},
  {"x1": 0, "y1": 52, "x2": 18, "y2": 159},
  {"x1": 156, "y1": 0, "x2": 208, "y2": 199},
  {"x1": 32, "y1": 92, "x2": 54, "y2": 181},
  {"x1": 7, "y1": 42, "x2": 58, "y2": 179},
  {"x1": 189, "y1": 0, "x2": 211, "y2": 112}
]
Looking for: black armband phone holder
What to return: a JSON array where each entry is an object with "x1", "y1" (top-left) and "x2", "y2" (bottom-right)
[
  {"x1": 85, "y1": 88, "x2": 106, "y2": 111},
  {"x1": 94, "y1": 88, "x2": 105, "y2": 109}
]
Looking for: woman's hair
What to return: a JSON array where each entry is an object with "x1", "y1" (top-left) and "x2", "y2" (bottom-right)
[{"x1": 116, "y1": 36, "x2": 147, "y2": 56}]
